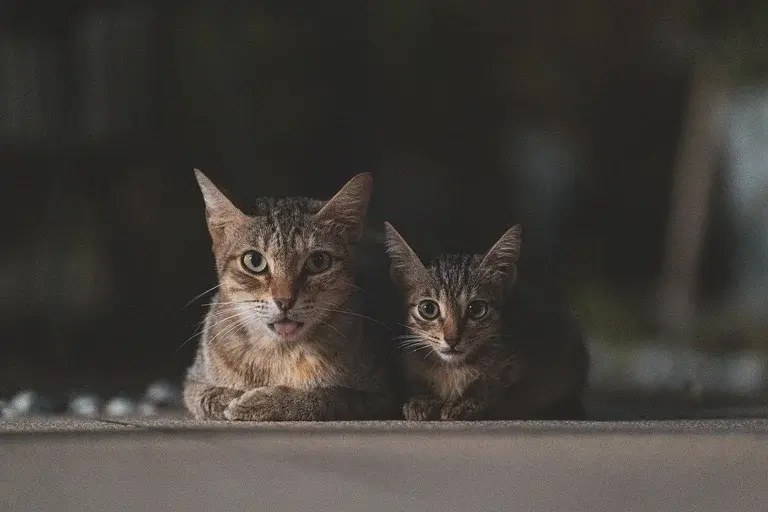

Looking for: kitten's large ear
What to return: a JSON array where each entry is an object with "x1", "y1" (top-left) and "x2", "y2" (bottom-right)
[
  {"x1": 314, "y1": 173, "x2": 373, "y2": 241},
  {"x1": 384, "y1": 222, "x2": 430, "y2": 288},
  {"x1": 480, "y1": 225, "x2": 522, "y2": 286},
  {"x1": 194, "y1": 169, "x2": 246, "y2": 234}
]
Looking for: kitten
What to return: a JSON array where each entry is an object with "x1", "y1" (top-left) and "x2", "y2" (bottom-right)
[
  {"x1": 183, "y1": 170, "x2": 395, "y2": 421},
  {"x1": 384, "y1": 222, "x2": 589, "y2": 421}
]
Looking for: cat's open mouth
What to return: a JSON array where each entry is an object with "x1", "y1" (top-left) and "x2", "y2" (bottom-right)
[{"x1": 268, "y1": 320, "x2": 305, "y2": 337}]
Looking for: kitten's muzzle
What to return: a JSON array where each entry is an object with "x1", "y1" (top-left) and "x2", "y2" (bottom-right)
[
  {"x1": 437, "y1": 347, "x2": 466, "y2": 363},
  {"x1": 443, "y1": 337, "x2": 460, "y2": 349}
]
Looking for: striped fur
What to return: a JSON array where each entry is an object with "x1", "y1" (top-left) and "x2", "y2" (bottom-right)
[
  {"x1": 385, "y1": 223, "x2": 589, "y2": 421},
  {"x1": 183, "y1": 171, "x2": 395, "y2": 421}
]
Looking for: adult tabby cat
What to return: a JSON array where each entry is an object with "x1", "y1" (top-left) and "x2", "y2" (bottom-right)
[
  {"x1": 183, "y1": 170, "x2": 394, "y2": 421},
  {"x1": 385, "y1": 222, "x2": 588, "y2": 420}
]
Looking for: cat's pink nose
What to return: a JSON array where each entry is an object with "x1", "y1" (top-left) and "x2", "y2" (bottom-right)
[{"x1": 273, "y1": 297, "x2": 295, "y2": 311}]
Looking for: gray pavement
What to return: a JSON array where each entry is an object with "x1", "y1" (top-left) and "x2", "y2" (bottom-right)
[{"x1": 2, "y1": 418, "x2": 768, "y2": 512}]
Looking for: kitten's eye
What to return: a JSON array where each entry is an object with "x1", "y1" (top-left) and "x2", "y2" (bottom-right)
[
  {"x1": 417, "y1": 300, "x2": 440, "y2": 320},
  {"x1": 305, "y1": 251, "x2": 332, "y2": 274},
  {"x1": 242, "y1": 251, "x2": 268, "y2": 274},
  {"x1": 467, "y1": 301, "x2": 489, "y2": 320}
]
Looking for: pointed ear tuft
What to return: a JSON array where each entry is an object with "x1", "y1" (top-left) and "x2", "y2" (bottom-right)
[
  {"x1": 384, "y1": 222, "x2": 430, "y2": 288},
  {"x1": 314, "y1": 173, "x2": 373, "y2": 241},
  {"x1": 480, "y1": 224, "x2": 522, "y2": 284},
  {"x1": 194, "y1": 169, "x2": 245, "y2": 232}
]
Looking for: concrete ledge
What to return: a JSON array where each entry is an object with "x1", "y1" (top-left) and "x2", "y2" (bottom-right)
[
  {"x1": 4, "y1": 416, "x2": 768, "y2": 436},
  {"x1": 1, "y1": 421, "x2": 767, "y2": 512}
]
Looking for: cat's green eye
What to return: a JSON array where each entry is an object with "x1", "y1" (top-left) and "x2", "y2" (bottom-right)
[
  {"x1": 305, "y1": 251, "x2": 332, "y2": 274},
  {"x1": 417, "y1": 299, "x2": 440, "y2": 321},
  {"x1": 467, "y1": 301, "x2": 489, "y2": 320},
  {"x1": 242, "y1": 250, "x2": 268, "y2": 274}
]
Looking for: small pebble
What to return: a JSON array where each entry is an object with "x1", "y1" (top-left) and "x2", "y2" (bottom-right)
[
  {"x1": 138, "y1": 401, "x2": 158, "y2": 417},
  {"x1": 68, "y1": 394, "x2": 101, "y2": 418},
  {"x1": 103, "y1": 396, "x2": 136, "y2": 417},
  {"x1": 145, "y1": 380, "x2": 181, "y2": 407}
]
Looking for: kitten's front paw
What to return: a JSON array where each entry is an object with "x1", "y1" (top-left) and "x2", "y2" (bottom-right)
[
  {"x1": 224, "y1": 387, "x2": 283, "y2": 421},
  {"x1": 402, "y1": 397, "x2": 440, "y2": 421},
  {"x1": 440, "y1": 398, "x2": 485, "y2": 421}
]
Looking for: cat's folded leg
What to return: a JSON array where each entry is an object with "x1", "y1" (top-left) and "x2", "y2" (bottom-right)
[
  {"x1": 223, "y1": 386, "x2": 392, "y2": 421},
  {"x1": 183, "y1": 379, "x2": 243, "y2": 420}
]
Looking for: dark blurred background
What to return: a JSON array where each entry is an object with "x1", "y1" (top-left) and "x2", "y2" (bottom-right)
[{"x1": 2, "y1": 1, "x2": 768, "y2": 414}]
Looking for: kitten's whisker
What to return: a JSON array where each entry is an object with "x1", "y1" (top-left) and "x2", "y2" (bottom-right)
[
  {"x1": 398, "y1": 324, "x2": 439, "y2": 341},
  {"x1": 407, "y1": 345, "x2": 432, "y2": 356},
  {"x1": 396, "y1": 336, "x2": 427, "y2": 345},
  {"x1": 394, "y1": 335, "x2": 431, "y2": 343}
]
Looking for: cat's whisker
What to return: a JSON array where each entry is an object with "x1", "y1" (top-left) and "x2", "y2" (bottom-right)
[
  {"x1": 201, "y1": 310, "x2": 258, "y2": 345},
  {"x1": 347, "y1": 282, "x2": 370, "y2": 295},
  {"x1": 205, "y1": 311, "x2": 254, "y2": 332},
  {"x1": 175, "y1": 329, "x2": 204, "y2": 353},
  {"x1": 319, "y1": 320, "x2": 347, "y2": 341},
  {"x1": 206, "y1": 304, "x2": 256, "y2": 317},
  {"x1": 202, "y1": 299, "x2": 261, "y2": 307},
  {"x1": 207, "y1": 316, "x2": 252, "y2": 346},
  {"x1": 182, "y1": 283, "x2": 221, "y2": 309},
  {"x1": 314, "y1": 305, "x2": 392, "y2": 331}
]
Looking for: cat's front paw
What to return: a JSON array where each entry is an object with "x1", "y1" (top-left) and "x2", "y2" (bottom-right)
[
  {"x1": 440, "y1": 398, "x2": 485, "y2": 421},
  {"x1": 402, "y1": 397, "x2": 440, "y2": 421},
  {"x1": 224, "y1": 387, "x2": 284, "y2": 421},
  {"x1": 199, "y1": 387, "x2": 244, "y2": 420}
]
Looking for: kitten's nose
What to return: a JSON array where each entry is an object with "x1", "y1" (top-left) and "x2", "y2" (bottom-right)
[
  {"x1": 444, "y1": 337, "x2": 460, "y2": 348},
  {"x1": 273, "y1": 297, "x2": 295, "y2": 311}
]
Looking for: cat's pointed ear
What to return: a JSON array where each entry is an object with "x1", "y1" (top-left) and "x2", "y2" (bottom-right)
[
  {"x1": 314, "y1": 173, "x2": 373, "y2": 241},
  {"x1": 384, "y1": 222, "x2": 430, "y2": 288},
  {"x1": 480, "y1": 225, "x2": 522, "y2": 285},
  {"x1": 194, "y1": 169, "x2": 246, "y2": 232}
]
